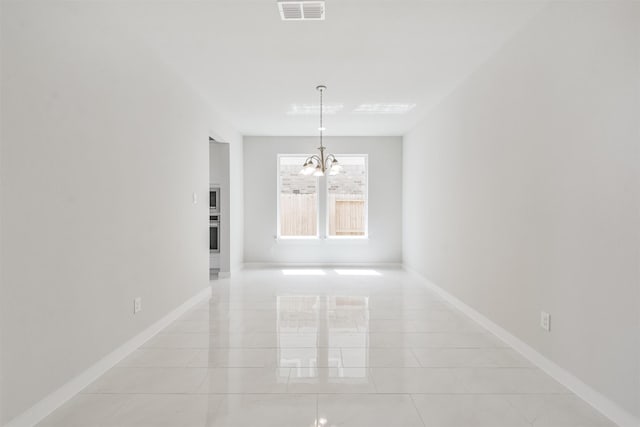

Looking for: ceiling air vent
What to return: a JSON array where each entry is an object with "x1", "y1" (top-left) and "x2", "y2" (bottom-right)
[{"x1": 278, "y1": 1, "x2": 325, "y2": 21}]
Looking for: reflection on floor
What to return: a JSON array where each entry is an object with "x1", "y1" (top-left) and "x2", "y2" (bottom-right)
[
  {"x1": 39, "y1": 268, "x2": 616, "y2": 427},
  {"x1": 277, "y1": 295, "x2": 369, "y2": 382}
]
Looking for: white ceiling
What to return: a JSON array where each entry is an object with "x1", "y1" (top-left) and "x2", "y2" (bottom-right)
[{"x1": 109, "y1": 1, "x2": 546, "y2": 136}]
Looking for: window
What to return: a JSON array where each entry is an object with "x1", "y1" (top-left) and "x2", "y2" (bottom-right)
[
  {"x1": 278, "y1": 155, "x2": 318, "y2": 237},
  {"x1": 277, "y1": 154, "x2": 368, "y2": 239},
  {"x1": 327, "y1": 156, "x2": 367, "y2": 237}
]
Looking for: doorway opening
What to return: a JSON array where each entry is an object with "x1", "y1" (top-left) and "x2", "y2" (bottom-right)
[{"x1": 209, "y1": 137, "x2": 230, "y2": 278}]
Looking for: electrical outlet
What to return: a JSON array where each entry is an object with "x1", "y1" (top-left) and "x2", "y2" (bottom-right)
[
  {"x1": 192, "y1": 192, "x2": 198, "y2": 204},
  {"x1": 134, "y1": 297, "x2": 142, "y2": 314},
  {"x1": 540, "y1": 311, "x2": 550, "y2": 331}
]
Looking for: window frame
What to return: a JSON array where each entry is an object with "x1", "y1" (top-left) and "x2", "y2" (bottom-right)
[
  {"x1": 276, "y1": 153, "x2": 369, "y2": 240},
  {"x1": 276, "y1": 154, "x2": 320, "y2": 240}
]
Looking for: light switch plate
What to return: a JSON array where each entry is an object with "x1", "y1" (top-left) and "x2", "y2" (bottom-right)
[{"x1": 134, "y1": 297, "x2": 142, "y2": 314}]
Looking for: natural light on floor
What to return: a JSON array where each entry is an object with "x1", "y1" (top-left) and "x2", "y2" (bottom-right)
[
  {"x1": 334, "y1": 269, "x2": 381, "y2": 276},
  {"x1": 281, "y1": 269, "x2": 327, "y2": 276}
]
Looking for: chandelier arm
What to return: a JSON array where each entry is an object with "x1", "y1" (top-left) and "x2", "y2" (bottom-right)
[{"x1": 324, "y1": 157, "x2": 332, "y2": 169}]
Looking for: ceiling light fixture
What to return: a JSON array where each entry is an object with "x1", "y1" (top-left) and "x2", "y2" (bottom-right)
[{"x1": 300, "y1": 85, "x2": 341, "y2": 177}]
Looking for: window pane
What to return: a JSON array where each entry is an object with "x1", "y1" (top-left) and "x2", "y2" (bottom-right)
[
  {"x1": 279, "y1": 156, "x2": 318, "y2": 237},
  {"x1": 328, "y1": 156, "x2": 367, "y2": 236}
]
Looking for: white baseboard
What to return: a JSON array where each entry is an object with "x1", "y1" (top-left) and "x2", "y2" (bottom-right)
[
  {"x1": 403, "y1": 265, "x2": 639, "y2": 427},
  {"x1": 4, "y1": 286, "x2": 212, "y2": 427},
  {"x1": 242, "y1": 262, "x2": 403, "y2": 269}
]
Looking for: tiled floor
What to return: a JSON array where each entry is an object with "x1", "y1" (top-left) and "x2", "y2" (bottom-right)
[{"x1": 39, "y1": 268, "x2": 616, "y2": 427}]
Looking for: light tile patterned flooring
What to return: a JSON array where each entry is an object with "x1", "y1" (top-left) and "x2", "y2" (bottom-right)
[{"x1": 39, "y1": 268, "x2": 616, "y2": 426}]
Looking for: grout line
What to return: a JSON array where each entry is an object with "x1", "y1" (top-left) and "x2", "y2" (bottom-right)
[
  {"x1": 193, "y1": 369, "x2": 210, "y2": 394},
  {"x1": 501, "y1": 394, "x2": 536, "y2": 427},
  {"x1": 409, "y1": 394, "x2": 428, "y2": 427},
  {"x1": 79, "y1": 391, "x2": 577, "y2": 396},
  {"x1": 408, "y1": 347, "x2": 423, "y2": 368},
  {"x1": 367, "y1": 366, "x2": 379, "y2": 393},
  {"x1": 286, "y1": 366, "x2": 293, "y2": 393}
]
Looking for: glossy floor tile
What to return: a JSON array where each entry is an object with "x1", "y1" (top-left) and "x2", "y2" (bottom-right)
[
  {"x1": 83, "y1": 367, "x2": 208, "y2": 394},
  {"x1": 411, "y1": 394, "x2": 531, "y2": 427},
  {"x1": 370, "y1": 367, "x2": 468, "y2": 393},
  {"x1": 38, "y1": 268, "x2": 617, "y2": 426},
  {"x1": 38, "y1": 394, "x2": 129, "y2": 427},
  {"x1": 210, "y1": 394, "x2": 316, "y2": 427},
  {"x1": 102, "y1": 394, "x2": 221, "y2": 427},
  {"x1": 198, "y1": 368, "x2": 289, "y2": 393},
  {"x1": 288, "y1": 367, "x2": 378, "y2": 394},
  {"x1": 505, "y1": 394, "x2": 617, "y2": 427},
  {"x1": 317, "y1": 394, "x2": 424, "y2": 427}
]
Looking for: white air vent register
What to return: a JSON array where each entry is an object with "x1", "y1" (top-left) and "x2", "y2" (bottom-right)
[{"x1": 278, "y1": 1, "x2": 325, "y2": 21}]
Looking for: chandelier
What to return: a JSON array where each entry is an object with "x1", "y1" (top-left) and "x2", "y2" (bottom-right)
[{"x1": 300, "y1": 85, "x2": 341, "y2": 176}]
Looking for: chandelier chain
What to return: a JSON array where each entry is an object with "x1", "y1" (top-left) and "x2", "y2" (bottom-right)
[{"x1": 319, "y1": 87, "x2": 323, "y2": 148}]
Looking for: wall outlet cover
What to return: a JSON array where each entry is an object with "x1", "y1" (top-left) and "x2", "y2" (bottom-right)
[
  {"x1": 540, "y1": 311, "x2": 551, "y2": 331},
  {"x1": 134, "y1": 297, "x2": 142, "y2": 314}
]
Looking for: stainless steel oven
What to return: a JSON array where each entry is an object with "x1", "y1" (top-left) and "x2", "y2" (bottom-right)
[{"x1": 209, "y1": 214, "x2": 220, "y2": 253}]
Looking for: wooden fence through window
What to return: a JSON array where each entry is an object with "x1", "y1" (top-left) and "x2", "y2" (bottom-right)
[
  {"x1": 280, "y1": 193, "x2": 365, "y2": 236},
  {"x1": 279, "y1": 194, "x2": 317, "y2": 236},
  {"x1": 328, "y1": 193, "x2": 365, "y2": 236}
]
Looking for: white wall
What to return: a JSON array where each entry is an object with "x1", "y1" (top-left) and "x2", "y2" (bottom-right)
[
  {"x1": 244, "y1": 136, "x2": 402, "y2": 264},
  {"x1": 403, "y1": 1, "x2": 640, "y2": 422},
  {"x1": 0, "y1": 1, "x2": 241, "y2": 423}
]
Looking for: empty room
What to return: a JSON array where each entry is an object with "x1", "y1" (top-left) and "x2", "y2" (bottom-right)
[{"x1": 1, "y1": 0, "x2": 638, "y2": 426}]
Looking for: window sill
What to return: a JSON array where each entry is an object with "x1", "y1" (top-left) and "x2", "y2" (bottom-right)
[
  {"x1": 276, "y1": 236, "x2": 319, "y2": 241},
  {"x1": 275, "y1": 236, "x2": 369, "y2": 243}
]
